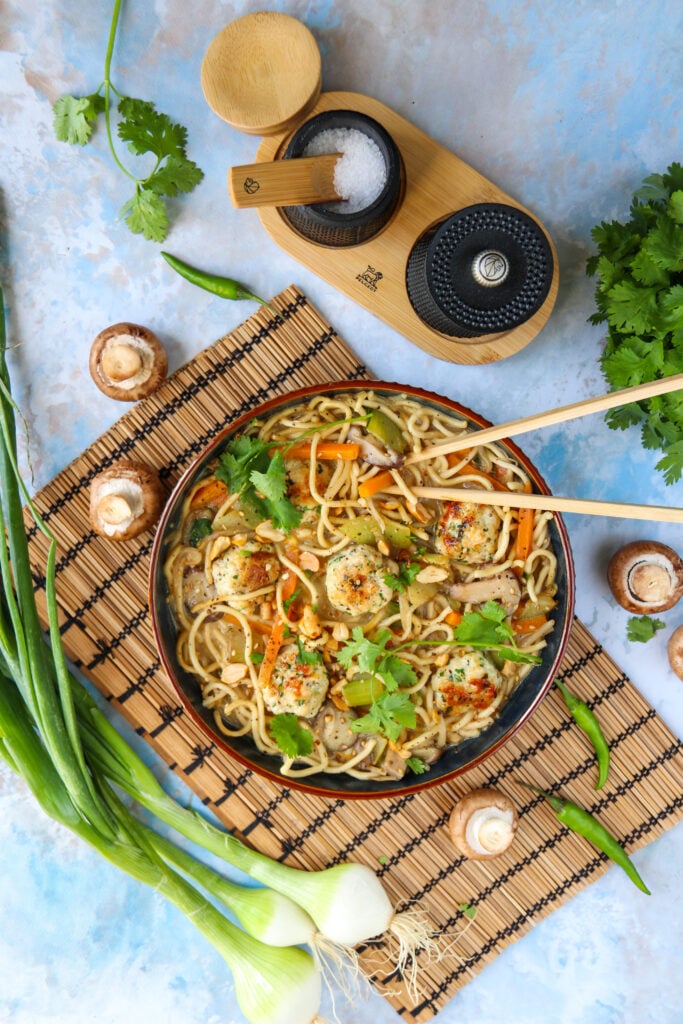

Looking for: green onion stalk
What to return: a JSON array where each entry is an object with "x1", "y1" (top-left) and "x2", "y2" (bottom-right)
[
  {"x1": 0, "y1": 285, "x2": 326, "y2": 1024},
  {"x1": 0, "y1": 282, "x2": 436, "y2": 1002}
]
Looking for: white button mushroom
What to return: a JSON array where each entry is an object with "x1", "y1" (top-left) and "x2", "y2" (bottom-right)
[
  {"x1": 448, "y1": 788, "x2": 519, "y2": 859},
  {"x1": 89, "y1": 322, "x2": 167, "y2": 401},
  {"x1": 668, "y1": 625, "x2": 683, "y2": 681},
  {"x1": 607, "y1": 540, "x2": 683, "y2": 613},
  {"x1": 89, "y1": 459, "x2": 164, "y2": 541}
]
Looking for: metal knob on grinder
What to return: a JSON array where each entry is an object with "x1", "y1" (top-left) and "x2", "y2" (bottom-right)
[{"x1": 406, "y1": 204, "x2": 555, "y2": 338}]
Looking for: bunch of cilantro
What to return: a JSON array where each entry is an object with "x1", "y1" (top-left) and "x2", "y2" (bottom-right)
[
  {"x1": 53, "y1": 0, "x2": 203, "y2": 241},
  {"x1": 587, "y1": 162, "x2": 683, "y2": 484}
]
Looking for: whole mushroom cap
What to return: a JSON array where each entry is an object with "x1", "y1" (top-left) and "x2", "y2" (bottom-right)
[
  {"x1": 90, "y1": 322, "x2": 167, "y2": 401},
  {"x1": 607, "y1": 540, "x2": 683, "y2": 614},
  {"x1": 448, "y1": 787, "x2": 518, "y2": 859},
  {"x1": 89, "y1": 459, "x2": 164, "y2": 541}
]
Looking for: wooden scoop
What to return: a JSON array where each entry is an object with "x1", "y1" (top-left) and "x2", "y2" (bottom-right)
[{"x1": 228, "y1": 154, "x2": 342, "y2": 209}]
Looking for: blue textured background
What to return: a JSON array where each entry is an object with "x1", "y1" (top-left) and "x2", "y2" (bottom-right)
[{"x1": 1, "y1": 2, "x2": 682, "y2": 1022}]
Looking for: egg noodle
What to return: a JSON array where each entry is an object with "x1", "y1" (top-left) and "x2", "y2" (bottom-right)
[{"x1": 163, "y1": 390, "x2": 558, "y2": 782}]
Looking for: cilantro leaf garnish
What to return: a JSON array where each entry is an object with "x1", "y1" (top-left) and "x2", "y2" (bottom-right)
[
  {"x1": 269, "y1": 714, "x2": 313, "y2": 759},
  {"x1": 296, "y1": 636, "x2": 323, "y2": 666},
  {"x1": 337, "y1": 628, "x2": 418, "y2": 692},
  {"x1": 188, "y1": 516, "x2": 213, "y2": 547},
  {"x1": 454, "y1": 600, "x2": 539, "y2": 664},
  {"x1": 406, "y1": 756, "x2": 427, "y2": 775},
  {"x1": 384, "y1": 561, "x2": 421, "y2": 592},
  {"x1": 588, "y1": 162, "x2": 683, "y2": 483},
  {"x1": 216, "y1": 437, "x2": 302, "y2": 532},
  {"x1": 351, "y1": 691, "x2": 417, "y2": 743},
  {"x1": 53, "y1": 7, "x2": 203, "y2": 242},
  {"x1": 626, "y1": 615, "x2": 666, "y2": 643}
]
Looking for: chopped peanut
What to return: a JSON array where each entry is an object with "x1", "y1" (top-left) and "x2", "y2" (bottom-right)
[
  {"x1": 298, "y1": 550, "x2": 320, "y2": 572},
  {"x1": 377, "y1": 538, "x2": 390, "y2": 556},
  {"x1": 416, "y1": 565, "x2": 449, "y2": 584},
  {"x1": 255, "y1": 520, "x2": 286, "y2": 543},
  {"x1": 332, "y1": 622, "x2": 350, "y2": 641},
  {"x1": 220, "y1": 662, "x2": 248, "y2": 684},
  {"x1": 300, "y1": 604, "x2": 322, "y2": 639}
]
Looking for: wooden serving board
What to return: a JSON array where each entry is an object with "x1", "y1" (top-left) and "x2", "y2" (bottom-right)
[
  {"x1": 27, "y1": 289, "x2": 683, "y2": 1021},
  {"x1": 253, "y1": 92, "x2": 559, "y2": 365}
]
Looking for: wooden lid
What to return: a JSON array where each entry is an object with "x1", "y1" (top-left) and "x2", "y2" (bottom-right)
[{"x1": 201, "y1": 12, "x2": 322, "y2": 136}]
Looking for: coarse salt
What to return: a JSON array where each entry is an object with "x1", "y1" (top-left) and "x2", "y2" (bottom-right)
[{"x1": 304, "y1": 127, "x2": 387, "y2": 213}]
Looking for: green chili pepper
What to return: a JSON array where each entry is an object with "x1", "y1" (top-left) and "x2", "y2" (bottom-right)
[
  {"x1": 555, "y1": 679, "x2": 610, "y2": 789},
  {"x1": 160, "y1": 251, "x2": 279, "y2": 316},
  {"x1": 520, "y1": 782, "x2": 651, "y2": 895}
]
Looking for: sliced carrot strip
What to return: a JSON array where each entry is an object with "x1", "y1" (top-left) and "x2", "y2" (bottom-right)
[
  {"x1": 258, "y1": 615, "x2": 287, "y2": 689},
  {"x1": 445, "y1": 610, "x2": 463, "y2": 627},
  {"x1": 190, "y1": 477, "x2": 228, "y2": 509},
  {"x1": 512, "y1": 614, "x2": 548, "y2": 634},
  {"x1": 284, "y1": 441, "x2": 360, "y2": 461},
  {"x1": 515, "y1": 507, "x2": 535, "y2": 563},
  {"x1": 358, "y1": 469, "x2": 395, "y2": 498},
  {"x1": 445, "y1": 448, "x2": 473, "y2": 467}
]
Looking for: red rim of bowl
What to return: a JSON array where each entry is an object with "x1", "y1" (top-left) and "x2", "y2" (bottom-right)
[{"x1": 149, "y1": 380, "x2": 576, "y2": 800}]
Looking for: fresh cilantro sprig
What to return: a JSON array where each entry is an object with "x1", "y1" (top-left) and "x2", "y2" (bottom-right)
[
  {"x1": 337, "y1": 628, "x2": 418, "y2": 742},
  {"x1": 295, "y1": 636, "x2": 323, "y2": 666},
  {"x1": 626, "y1": 615, "x2": 666, "y2": 643},
  {"x1": 587, "y1": 162, "x2": 683, "y2": 483},
  {"x1": 216, "y1": 435, "x2": 302, "y2": 532},
  {"x1": 53, "y1": 0, "x2": 203, "y2": 241},
  {"x1": 269, "y1": 713, "x2": 313, "y2": 759},
  {"x1": 337, "y1": 601, "x2": 539, "y2": 743},
  {"x1": 384, "y1": 561, "x2": 421, "y2": 592},
  {"x1": 452, "y1": 600, "x2": 540, "y2": 665}
]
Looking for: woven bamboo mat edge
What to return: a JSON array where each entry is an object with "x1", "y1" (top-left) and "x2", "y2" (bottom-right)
[{"x1": 25, "y1": 287, "x2": 683, "y2": 1021}]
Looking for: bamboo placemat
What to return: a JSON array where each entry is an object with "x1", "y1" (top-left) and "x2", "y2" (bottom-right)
[{"x1": 27, "y1": 288, "x2": 683, "y2": 1020}]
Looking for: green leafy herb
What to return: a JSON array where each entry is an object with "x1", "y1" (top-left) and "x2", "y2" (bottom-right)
[
  {"x1": 351, "y1": 691, "x2": 417, "y2": 743},
  {"x1": 454, "y1": 601, "x2": 540, "y2": 664},
  {"x1": 249, "y1": 652, "x2": 264, "y2": 665},
  {"x1": 458, "y1": 902, "x2": 478, "y2": 920},
  {"x1": 337, "y1": 628, "x2": 418, "y2": 692},
  {"x1": 377, "y1": 854, "x2": 388, "y2": 866},
  {"x1": 283, "y1": 586, "x2": 301, "y2": 614},
  {"x1": 269, "y1": 713, "x2": 314, "y2": 759},
  {"x1": 188, "y1": 516, "x2": 213, "y2": 547},
  {"x1": 216, "y1": 436, "x2": 302, "y2": 532},
  {"x1": 587, "y1": 162, "x2": 683, "y2": 483},
  {"x1": 295, "y1": 636, "x2": 323, "y2": 666},
  {"x1": 626, "y1": 615, "x2": 666, "y2": 643},
  {"x1": 53, "y1": 0, "x2": 203, "y2": 241},
  {"x1": 384, "y1": 561, "x2": 421, "y2": 592},
  {"x1": 406, "y1": 756, "x2": 427, "y2": 775}
]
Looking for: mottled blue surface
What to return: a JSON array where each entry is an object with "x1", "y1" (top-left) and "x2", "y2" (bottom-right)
[{"x1": 1, "y1": 1, "x2": 683, "y2": 1022}]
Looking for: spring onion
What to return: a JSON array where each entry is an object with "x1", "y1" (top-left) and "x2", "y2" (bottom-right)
[
  {"x1": 0, "y1": 282, "x2": 437, "y2": 1016},
  {"x1": 0, "y1": 285, "x2": 326, "y2": 1024}
]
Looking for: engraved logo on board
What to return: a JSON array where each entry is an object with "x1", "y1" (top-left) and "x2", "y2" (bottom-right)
[
  {"x1": 356, "y1": 266, "x2": 383, "y2": 291},
  {"x1": 243, "y1": 177, "x2": 260, "y2": 195}
]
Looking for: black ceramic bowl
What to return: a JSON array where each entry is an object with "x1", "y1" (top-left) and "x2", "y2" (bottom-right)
[{"x1": 149, "y1": 382, "x2": 575, "y2": 799}]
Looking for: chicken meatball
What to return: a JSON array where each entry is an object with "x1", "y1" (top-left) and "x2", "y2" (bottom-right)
[
  {"x1": 436, "y1": 501, "x2": 501, "y2": 564},
  {"x1": 285, "y1": 458, "x2": 332, "y2": 508},
  {"x1": 262, "y1": 642, "x2": 329, "y2": 718},
  {"x1": 325, "y1": 543, "x2": 394, "y2": 617},
  {"x1": 212, "y1": 542, "x2": 280, "y2": 598},
  {"x1": 432, "y1": 651, "x2": 502, "y2": 713}
]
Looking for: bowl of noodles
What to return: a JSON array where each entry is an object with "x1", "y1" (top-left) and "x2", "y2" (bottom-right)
[{"x1": 149, "y1": 382, "x2": 574, "y2": 798}]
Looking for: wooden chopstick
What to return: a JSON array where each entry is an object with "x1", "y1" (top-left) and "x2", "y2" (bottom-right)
[
  {"x1": 383, "y1": 485, "x2": 683, "y2": 523},
  {"x1": 404, "y1": 373, "x2": 683, "y2": 465}
]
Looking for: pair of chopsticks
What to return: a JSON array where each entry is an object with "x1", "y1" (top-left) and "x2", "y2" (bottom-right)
[{"x1": 387, "y1": 374, "x2": 683, "y2": 523}]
